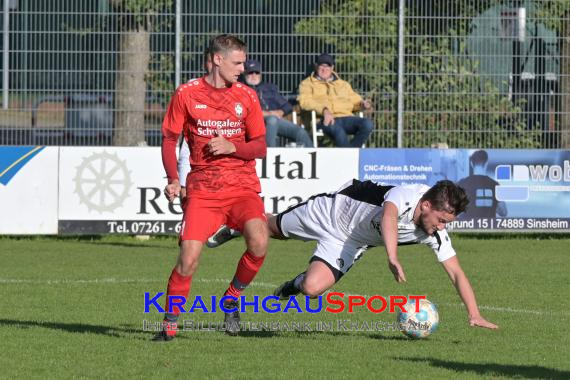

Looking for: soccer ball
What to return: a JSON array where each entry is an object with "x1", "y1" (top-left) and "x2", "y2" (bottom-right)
[{"x1": 396, "y1": 298, "x2": 439, "y2": 339}]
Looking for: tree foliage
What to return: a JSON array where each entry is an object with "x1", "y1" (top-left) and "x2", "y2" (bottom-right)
[
  {"x1": 295, "y1": 0, "x2": 540, "y2": 148},
  {"x1": 109, "y1": 0, "x2": 171, "y2": 30}
]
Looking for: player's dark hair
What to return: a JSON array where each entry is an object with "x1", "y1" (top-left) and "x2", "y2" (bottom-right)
[
  {"x1": 209, "y1": 34, "x2": 247, "y2": 58},
  {"x1": 421, "y1": 180, "x2": 469, "y2": 215}
]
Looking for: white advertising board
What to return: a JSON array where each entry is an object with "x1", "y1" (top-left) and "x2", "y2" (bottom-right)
[
  {"x1": 58, "y1": 147, "x2": 183, "y2": 234},
  {"x1": 258, "y1": 148, "x2": 359, "y2": 214},
  {"x1": 57, "y1": 147, "x2": 359, "y2": 234},
  {"x1": 0, "y1": 146, "x2": 58, "y2": 234}
]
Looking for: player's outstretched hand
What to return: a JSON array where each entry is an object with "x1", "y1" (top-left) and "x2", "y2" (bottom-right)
[
  {"x1": 164, "y1": 181, "x2": 181, "y2": 203},
  {"x1": 387, "y1": 257, "x2": 407, "y2": 283},
  {"x1": 469, "y1": 316, "x2": 498, "y2": 329},
  {"x1": 208, "y1": 129, "x2": 236, "y2": 155}
]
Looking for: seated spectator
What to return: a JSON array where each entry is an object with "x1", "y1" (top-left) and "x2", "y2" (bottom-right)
[
  {"x1": 298, "y1": 53, "x2": 373, "y2": 147},
  {"x1": 243, "y1": 59, "x2": 313, "y2": 147}
]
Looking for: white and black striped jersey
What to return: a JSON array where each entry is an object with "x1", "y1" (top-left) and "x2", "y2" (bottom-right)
[{"x1": 287, "y1": 179, "x2": 456, "y2": 263}]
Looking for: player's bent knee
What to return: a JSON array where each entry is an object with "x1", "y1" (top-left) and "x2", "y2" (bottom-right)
[
  {"x1": 301, "y1": 278, "x2": 327, "y2": 297},
  {"x1": 245, "y1": 234, "x2": 268, "y2": 256},
  {"x1": 177, "y1": 240, "x2": 202, "y2": 275},
  {"x1": 177, "y1": 253, "x2": 200, "y2": 275},
  {"x1": 300, "y1": 284, "x2": 322, "y2": 298},
  {"x1": 176, "y1": 257, "x2": 199, "y2": 276},
  {"x1": 243, "y1": 219, "x2": 269, "y2": 255}
]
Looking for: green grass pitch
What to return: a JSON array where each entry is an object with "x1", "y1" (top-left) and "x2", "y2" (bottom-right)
[{"x1": 0, "y1": 235, "x2": 568, "y2": 379}]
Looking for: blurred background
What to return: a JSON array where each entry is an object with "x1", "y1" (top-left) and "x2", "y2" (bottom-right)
[{"x1": 0, "y1": 0, "x2": 568, "y2": 149}]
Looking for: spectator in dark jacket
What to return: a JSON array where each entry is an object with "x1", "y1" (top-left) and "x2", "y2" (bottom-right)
[{"x1": 243, "y1": 60, "x2": 313, "y2": 147}]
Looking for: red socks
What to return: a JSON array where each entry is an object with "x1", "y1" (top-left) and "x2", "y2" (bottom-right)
[
  {"x1": 224, "y1": 250, "x2": 266, "y2": 299},
  {"x1": 163, "y1": 268, "x2": 192, "y2": 336},
  {"x1": 160, "y1": 251, "x2": 264, "y2": 337}
]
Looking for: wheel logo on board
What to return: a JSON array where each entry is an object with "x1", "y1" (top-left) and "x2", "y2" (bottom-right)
[{"x1": 73, "y1": 152, "x2": 132, "y2": 212}]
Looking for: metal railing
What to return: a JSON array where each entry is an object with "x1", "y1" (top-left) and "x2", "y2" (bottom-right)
[{"x1": 1, "y1": 0, "x2": 568, "y2": 148}]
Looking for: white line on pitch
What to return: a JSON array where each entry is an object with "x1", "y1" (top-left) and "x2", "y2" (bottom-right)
[{"x1": 0, "y1": 277, "x2": 278, "y2": 288}]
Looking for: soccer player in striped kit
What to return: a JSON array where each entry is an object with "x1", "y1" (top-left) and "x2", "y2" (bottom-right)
[
  {"x1": 271, "y1": 179, "x2": 498, "y2": 329},
  {"x1": 212, "y1": 179, "x2": 498, "y2": 330}
]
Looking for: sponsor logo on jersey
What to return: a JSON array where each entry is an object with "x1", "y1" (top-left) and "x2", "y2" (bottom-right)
[
  {"x1": 235, "y1": 103, "x2": 243, "y2": 118},
  {"x1": 196, "y1": 127, "x2": 243, "y2": 138},
  {"x1": 196, "y1": 119, "x2": 243, "y2": 128},
  {"x1": 196, "y1": 119, "x2": 243, "y2": 138},
  {"x1": 195, "y1": 104, "x2": 207, "y2": 109}
]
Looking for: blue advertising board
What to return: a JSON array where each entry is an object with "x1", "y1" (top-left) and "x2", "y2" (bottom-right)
[{"x1": 359, "y1": 149, "x2": 570, "y2": 232}]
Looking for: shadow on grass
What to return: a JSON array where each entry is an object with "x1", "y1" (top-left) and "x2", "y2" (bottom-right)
[
  {"x1": 84, "y1": 241, "x2": 175, "y2": 250},
  {"x1": 0, "y1": 318, "x2": 436, "y2": 343},
  {"x1": 0, "y1": 318, "x2": 167, "y2": 340},
  {"x1": 395, "y1": 357, "x2": 569, "y2": 379},
  {"x1": 367, "y1": 333, "x2": 415, "y2": 341},
  {"x1": 0, "y1": 235, "x2": 177, "y2": 249},
  {"x1": 237, "y1": 329, "x2": 409, "y2": 341},
  {"x1": 453, "y1": 233, "x2": 570, "y2": 241}
]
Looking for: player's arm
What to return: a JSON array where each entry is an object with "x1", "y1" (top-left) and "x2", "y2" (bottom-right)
[
  {"x1": 229, "y1": 90, "x2": 267, "y2": 159},
  {"x1": 161, "y1": 87, "x2": 187, "y2": 202},
  {"x1": 381, "y1": 201, "x2": 407, "y2": 283},
  {"x1": 441, "y1": 256, "x2": 498, "y2": 329},
  {"x1": 208, "y1": 90, "x2": 267, "y2": 159},
  {"x1": 231, "y1": 135, "x2": 266, "y2": 159},
  {"x1": 208, "y1": 133, "x2": 266, "y2": 160}
]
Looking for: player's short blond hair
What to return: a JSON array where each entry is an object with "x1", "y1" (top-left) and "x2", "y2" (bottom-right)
[{"x1": 209, "y1": 34, "x2": 247, "y2": 59}]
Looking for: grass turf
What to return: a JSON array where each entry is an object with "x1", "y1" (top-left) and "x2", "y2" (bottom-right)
[{"x1": 0, "y1": 235, "x2": 568, "y2": 379}]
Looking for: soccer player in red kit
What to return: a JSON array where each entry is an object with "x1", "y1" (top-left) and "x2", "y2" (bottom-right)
[{"x1": 154, "y1": 34, "x2": 269, "y2": 341}]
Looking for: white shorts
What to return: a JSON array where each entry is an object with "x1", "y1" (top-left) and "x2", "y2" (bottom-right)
[{"x1": 276, "y1": 196, "x2": 368, "y2": 276}]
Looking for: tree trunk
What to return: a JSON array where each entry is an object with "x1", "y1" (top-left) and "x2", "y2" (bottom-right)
[
  {"x1": 560, "y1": 12, "x2": 570, "y2": 148},
  {"x1": 113, "y1": 30, "x2": 150, "y2": 146}
]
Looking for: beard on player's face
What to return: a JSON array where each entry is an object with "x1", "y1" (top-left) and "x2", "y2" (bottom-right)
[
  {"x1": 418, "y1": 213, "x2": 432, "y2": 235},
  {"x1": 419, "y1": 204, "x2": 456, "y2": 235}
]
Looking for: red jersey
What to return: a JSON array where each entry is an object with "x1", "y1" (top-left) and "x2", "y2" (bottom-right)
[{"x1": 162, "y1": 77, "x2": 265, "y2": 194}]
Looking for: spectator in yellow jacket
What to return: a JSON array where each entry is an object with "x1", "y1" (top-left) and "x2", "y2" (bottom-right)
[{"x1": 298, "y1": 53, "x2": 373, "y2": 147}]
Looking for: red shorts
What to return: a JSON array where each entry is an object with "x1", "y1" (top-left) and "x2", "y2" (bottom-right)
[{"x1": 180, "y1": 192, "x2": 265, "y2": 242}]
